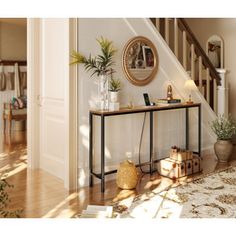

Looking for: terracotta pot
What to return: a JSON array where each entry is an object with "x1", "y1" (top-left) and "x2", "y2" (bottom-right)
[
  {"x1": 214, "y1": 140, "x2": 233, "y2": 163},
  {"x1": 116, "y1": 160, "x2": 138, "y2": 190}
]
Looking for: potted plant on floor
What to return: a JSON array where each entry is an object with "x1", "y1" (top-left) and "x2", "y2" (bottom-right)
[
  {"x1": 210, "y1": 114, "x2": 236, "y2": 162},
  {"x1": 0, "y1": 179, "x2": 22, "y2": 218},
  {"x1": 70, "y1": 37, "x2": 117, "y2": 110},
  {"x1": 109, "y1": 78, "x2": 122, "y2": 103}
]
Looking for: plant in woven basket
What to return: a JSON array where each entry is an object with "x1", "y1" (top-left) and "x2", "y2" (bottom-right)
[
  {"x1": 210, "y1": 114, "x2": 236, "y2": 140},
  {"x1": 0, "y1": 179, "x2": 22, "y2": 218}
]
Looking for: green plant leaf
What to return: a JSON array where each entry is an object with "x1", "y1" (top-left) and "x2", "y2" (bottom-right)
[
  {"x1": 70, "y1": 37, "x2": 117, "y2": 78},
  {"x1": 210, "y1": 114, "x2": 236, "y2": 140},
  {"x1": 0, "y1": 179, "x2": 22, "y2": 218},
  {"x1": 109, "y1": 78, "x2": 122, "y2": 92}
]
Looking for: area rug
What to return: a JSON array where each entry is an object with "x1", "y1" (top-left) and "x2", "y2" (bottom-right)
[{"x1": 113, "y1": 166, "x2": 236, "y2": 218}]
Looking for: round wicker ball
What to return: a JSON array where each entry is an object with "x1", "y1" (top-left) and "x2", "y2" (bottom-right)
[{"x1": 116, "y1": 160, "x2": 138, "y2": 189}]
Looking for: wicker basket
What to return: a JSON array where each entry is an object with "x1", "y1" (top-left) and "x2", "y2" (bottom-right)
[{"x1": 116, "y1": 160, "x2": 138, "y2": 190}]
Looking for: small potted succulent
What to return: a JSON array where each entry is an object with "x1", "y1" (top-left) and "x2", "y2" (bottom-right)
[
  {"x1": 210, "y1": 114, "x2": 236, "y2": 162},
  {"x1": 109, "y1": 78, "x2": 122, "y2": 103}
]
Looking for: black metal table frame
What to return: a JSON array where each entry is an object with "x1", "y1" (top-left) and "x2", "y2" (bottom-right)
[{"x1": 89, "y1": 103, "x2": 201, "y2": 192}]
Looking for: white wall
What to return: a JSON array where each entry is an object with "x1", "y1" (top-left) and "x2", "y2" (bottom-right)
[
  {"x1": 0, "y1": 21, "x2": 27, "y2": 60},
  {"x1": 0, "y1": 20, "x2": 27, "y2": 132},
  {"x1": 78, "y1": 18, "x2": 216, "y2": 187}
]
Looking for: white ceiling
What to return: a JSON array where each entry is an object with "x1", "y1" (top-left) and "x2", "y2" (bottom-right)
[{"x1": 0, "y1": 18, "x2": 26, "y2": 26}]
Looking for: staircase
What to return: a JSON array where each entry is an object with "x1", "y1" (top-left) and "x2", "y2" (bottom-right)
[{"x1": 150, "y1": 18, "x2": 223, "y2": 113}]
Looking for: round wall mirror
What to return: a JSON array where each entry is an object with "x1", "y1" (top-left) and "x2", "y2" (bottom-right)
[{"x1": 122, "y1": 36, "x2": 159, "y2": 86}]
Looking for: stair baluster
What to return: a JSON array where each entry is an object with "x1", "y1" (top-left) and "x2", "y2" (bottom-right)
[
  {"x1": 174, "y1": 18, "x2": 178, "y2": 58},
  {"x1": 165, "y1": 18, "x2": 170, "y2": 45},
  {"x1": 206, "y1": 68, "x2": 210, "y2": 104},
  {"x1": 190, "y1": 44, "x2": 195, "y2": 81},
  {"x1": 198, "y1": 56, "x2": 203, "y2": 94},
  {"x1": 213, "y1": 79, "x2": 218, "y2": 113},
  {"x1": 155, "y1": 18, "x2": 160, "y2": 31},
  {"x1": 183, "y1": 31, "x2": 187, "y2": 70}
]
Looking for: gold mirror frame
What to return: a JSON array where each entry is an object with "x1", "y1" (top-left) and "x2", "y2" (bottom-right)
[{"x1": 122, "y1": 36, "x2": 159, "y2": 86}]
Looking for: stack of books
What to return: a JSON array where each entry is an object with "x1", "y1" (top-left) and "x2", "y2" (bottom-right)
[
  {"x1": 156, "y1": 98, "x2": 181, "y2": 105},
  {"x1": 79, "y1": 205, "x2": 113, "y2": 218}
]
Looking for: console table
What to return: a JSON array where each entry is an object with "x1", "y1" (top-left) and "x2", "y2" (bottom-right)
[{"x1": 89, "y1": 103, "x2": 201, "y2": 192}]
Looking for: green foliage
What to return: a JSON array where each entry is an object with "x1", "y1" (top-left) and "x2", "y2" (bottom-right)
[
  {"x1": 109, "y1": 78, "x2": 122, "y2": 92},
  {"x1": 210, "y1": 114, "x2": 236, "y2": 140},
  {"x1": 70, "y1": 37, "x2": 117, "y2": 77},
  {"x1": 0, "y1": 179, "x2": 22, "y2": 218}
]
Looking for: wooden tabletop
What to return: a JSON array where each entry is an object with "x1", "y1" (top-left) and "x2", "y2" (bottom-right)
[{"x1": 90, "y1": 103, "x2": 201, "y2": 116}]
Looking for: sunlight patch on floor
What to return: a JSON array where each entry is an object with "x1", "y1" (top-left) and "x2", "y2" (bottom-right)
[
  {"x1": 129, "y1": 195, "x2": 163, "y2": 218},
  {"x1": 0, "y1": 153, "x2": 8, "y2": 159},
  {"x1": 119, "y1": 187, "x2": 184, "y2": 218},
  {"x1": 2, "y1": 162, "x2": 27, "y2": 178},
  {"x1": 156, "y1": 189, "x2": 183, "y2": 218},
  {"x1": 144, "y1": 178, "x2": 161, "y2": 189},
  {"x1": 42, "y1": 192, "x2": 79, "y2": 218},
  {"x1": 112, "y1": 189, "x2": 136, "y2": 203}
]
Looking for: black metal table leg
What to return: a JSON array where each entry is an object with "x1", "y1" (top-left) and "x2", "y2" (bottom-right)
[
  {"x1": 186, "y1": 108, "x2": 189, "y2": 150},
  {"x1": 150, "y1": 111, "x2": 154, "y2": 174},
  {"x1": 198, "y1": 104, "x2": 201, "y2": 156},
  {"x1": 101, "y1": 115, "x2": 105, "y2": 193},
  {"x1": 89, "y1": 112, "x2": 93, "y2": 187}
]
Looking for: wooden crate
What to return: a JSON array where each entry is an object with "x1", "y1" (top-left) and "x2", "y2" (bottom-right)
[
  {"x1": 170, "y1": 149, "x2": 193, "y2": 162},
  {"x1": 158, "y1": 156, "x2": 202, "y2": 179}
]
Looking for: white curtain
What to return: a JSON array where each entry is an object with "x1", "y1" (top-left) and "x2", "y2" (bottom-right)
[{"x1": 14, "y1": 62, "x2": 20, "y2": 97}]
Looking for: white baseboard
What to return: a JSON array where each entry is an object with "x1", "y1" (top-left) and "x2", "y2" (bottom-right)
[{"x1": 40, "y1": 155, "x2": 64, "y2": 180}]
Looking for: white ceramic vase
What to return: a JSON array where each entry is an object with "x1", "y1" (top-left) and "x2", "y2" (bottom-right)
[{"x1": 110, "y1": 91, "x2": 119, "y2": 103}]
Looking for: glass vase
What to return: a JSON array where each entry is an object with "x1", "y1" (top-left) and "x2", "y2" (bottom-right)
[{"x1": 98, "y1": 73, "x2": 109, "y2": 110}]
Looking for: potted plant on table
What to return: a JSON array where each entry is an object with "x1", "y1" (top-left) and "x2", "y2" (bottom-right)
[
  {"x1": 109, "y1": 78, "x2": 122, "y2": 103},
  {"x1": 70, "y1": 37, "x2": 117, "y2": 110},
  {"x1": 210, "y1": 114, "x2": 236, "y2": 162}
]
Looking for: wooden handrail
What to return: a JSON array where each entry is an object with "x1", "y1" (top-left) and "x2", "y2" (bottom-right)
[
  {"x1": 178, "y1": 19, "x2": 221, "y2": 86},
  {"x1": 0, "y1": 60, "x2": 27, "y2": 66}
]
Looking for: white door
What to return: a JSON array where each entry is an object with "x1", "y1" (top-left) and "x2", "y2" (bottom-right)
[
  {"x1": 27, "y1": 18, "x2": 77, "y2": 189},
  {"x1": 39, "y1": 18, "x2": 69, "y2": 181}
]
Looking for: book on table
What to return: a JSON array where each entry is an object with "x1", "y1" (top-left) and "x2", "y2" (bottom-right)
[{"x1": 156, "y1": 98, "x2": 181, "y2": 104}]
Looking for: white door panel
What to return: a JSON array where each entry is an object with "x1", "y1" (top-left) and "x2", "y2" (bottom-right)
[{"x1": 39, "y1": 18, "x2": 69, "y2": 181}]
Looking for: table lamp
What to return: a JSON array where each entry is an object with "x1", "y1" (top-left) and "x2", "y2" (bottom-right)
[{"x1": 184, "y1": 79, "x2": 196, "y2": 104}]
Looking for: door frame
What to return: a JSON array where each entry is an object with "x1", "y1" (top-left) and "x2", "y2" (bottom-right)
[{"x1": 27, "y1": 18, "x2": 78, "y2": 190}]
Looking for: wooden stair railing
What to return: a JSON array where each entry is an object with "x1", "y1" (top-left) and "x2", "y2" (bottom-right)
[
  {"x1": 150, "y1": 18, "x2": 221, "y2": 111},
  {"x1": 178, "y1": 18, "x2": 221, "y2": 86}
]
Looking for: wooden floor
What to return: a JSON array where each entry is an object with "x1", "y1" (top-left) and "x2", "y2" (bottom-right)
[{"x1": 1, "y1": 131, "x2": 236, "y2": 218}]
